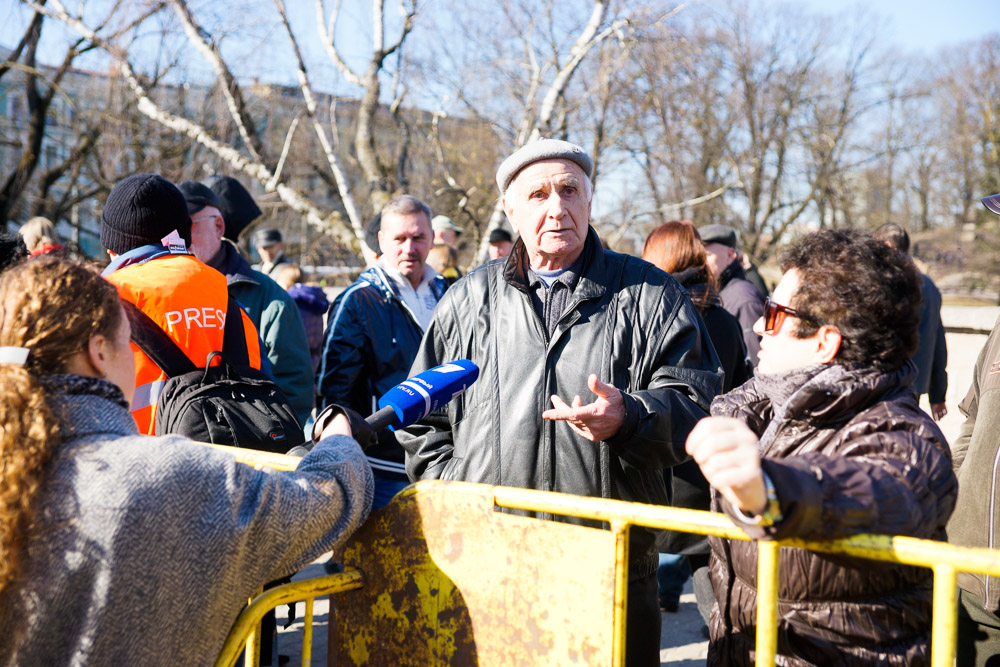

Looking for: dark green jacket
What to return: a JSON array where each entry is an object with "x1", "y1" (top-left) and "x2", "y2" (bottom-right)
[
  {"x1": 951, "y1": 314, "x2": 1000, "y2": 611},
  {"x1": 211, "y1": 241, "x2": 314, "y2": 426}
]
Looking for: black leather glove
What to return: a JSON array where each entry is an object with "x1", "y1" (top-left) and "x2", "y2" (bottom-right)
[{"x1": 311, "y1": 404, "x2": 376, "y2": 449}]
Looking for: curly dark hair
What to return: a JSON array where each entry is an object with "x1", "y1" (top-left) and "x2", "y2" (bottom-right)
[{"x1": 780, "y1": 229, "x2": 922, "y2": 371}]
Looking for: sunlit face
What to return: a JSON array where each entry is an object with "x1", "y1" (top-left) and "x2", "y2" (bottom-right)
[
  {"x1": 106, "y1": 306, "x2": 136, "y2": 406},
  {"x1": 488, "y1": 240, "x2": 513, "y2": 260},
  {"x1": 379, "y1": 211, "x2": 433, "y2": 288},
  {"x1": 704, "y1": 242, "x2": 736, "y2": 279},
  {"x1": 434, "y1": 228, "x2": 458, "y2": 247},
  {"x1": 754, "y1": 269, "x2": 829, "y2": 374},
  {"x1": 189, "y1": 206, "x2": 224, "y2": 263},
  {"x1": 503, "y1": 159, "x2": 592, "y2": 270}
]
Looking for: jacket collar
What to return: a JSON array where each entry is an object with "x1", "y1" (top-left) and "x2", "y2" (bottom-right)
[
  {"x1": 716, "y1": 361, "x2": 918, "y2": 427},
  {"x1": 718, "y1": 260, "x2": 747, "y2": 289},
  {"x1": 362, "y1": 264, "x2": 448, "y2": 305},
  {"x1": 208, "y1": 240, "x2": 259, "y2": 287},
  {"x1": 503, "y1": 226, "x2": 606, "y2": 302},
  {"x1": 101, "y1": 244, "x2": 190, "y2": 277},
  {"x1": 50, "y1": 392, "x2": 140, "y2": 441}
]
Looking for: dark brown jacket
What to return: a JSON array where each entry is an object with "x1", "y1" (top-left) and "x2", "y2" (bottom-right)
[{"x1": 707, "y1": 364, "x2": 957, "y2": 666}]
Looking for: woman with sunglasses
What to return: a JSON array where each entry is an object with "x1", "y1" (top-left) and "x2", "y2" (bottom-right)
[{"x1": 686, "y1": 229, "x2": 957, "y2": 666}]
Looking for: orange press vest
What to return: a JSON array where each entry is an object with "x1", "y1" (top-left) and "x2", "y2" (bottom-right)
[{"x1": 105, "y1": 254, "x2": 263, "y2": 434}]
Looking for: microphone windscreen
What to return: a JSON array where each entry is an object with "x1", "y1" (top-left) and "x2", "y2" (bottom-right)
[{"x1": 377, "y1": 360, "x2": 480, "y2": 431}]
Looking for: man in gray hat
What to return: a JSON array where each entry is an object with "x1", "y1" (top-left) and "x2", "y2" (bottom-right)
[
  {"x1": 178, "y1": 181, "x2": 315, "y2": 427},
  {"x1": 254, "y1": 228, "x2": 288, "y2": 276},
  {"x1": 700, "y1": 223, "x2": 765, "y2": 365},
  {"x1": 398, "y1": 138, "x2": 721, "y2": 666},
  {"x1": 431, "y1": 214, "x2": 463, "y2": 247}
]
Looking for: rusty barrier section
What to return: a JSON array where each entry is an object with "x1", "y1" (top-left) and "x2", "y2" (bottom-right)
[{"x1": 211, "y1": 448, "x2": 1000, "y2": 667}]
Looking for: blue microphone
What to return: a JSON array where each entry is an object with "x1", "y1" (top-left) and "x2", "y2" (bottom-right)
[{"x1": 369, "y1": 360, "x2": 480, "y2": 431}]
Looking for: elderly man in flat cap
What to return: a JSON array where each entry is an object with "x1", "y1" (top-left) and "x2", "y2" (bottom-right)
[{"x1": 398, "y1": 138, "x2": 721, "y2": 666}]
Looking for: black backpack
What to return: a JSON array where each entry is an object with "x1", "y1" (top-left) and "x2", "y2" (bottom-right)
[{"x1": 123, "y1": 298, "x2": 305, "y2": 453}]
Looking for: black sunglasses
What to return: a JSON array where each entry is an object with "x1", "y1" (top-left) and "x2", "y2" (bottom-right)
[{"x1": 762, "y1": 296, "x2": 803, "y2": 333}]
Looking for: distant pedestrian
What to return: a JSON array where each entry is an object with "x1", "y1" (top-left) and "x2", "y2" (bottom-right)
[
  {"x1": 873, "y1": 222, "x2": 947, "y2": 420},
  {"x1": 431, "y1": 214, "x2": 463, "y2": 247},
  {"x1": 700, "y1": 224, "x2": 765, "y2": 365},
  {"x1": 19, "y1": 217, "x2": 65, "y2": 256},
  {"x1": 255, "y1": 228, "x2": 289, "y2": 276},
  {"x1": 0, "y1": 231, "x2": 27, "y2": 273},
  {"x1": 487, "y1": 227, "x2": 514, "y2": 260},
  {"x1": 427, "y1": 242, "x2": 462, "y2": 285}
]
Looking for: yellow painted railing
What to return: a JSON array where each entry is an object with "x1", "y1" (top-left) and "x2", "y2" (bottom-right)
[{"x1": 215, "y1": 449, "x2": 1000, "y2": 667}]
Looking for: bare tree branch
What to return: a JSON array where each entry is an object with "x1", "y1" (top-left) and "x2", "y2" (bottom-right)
[{"x1": 169, "y1": 0, "x2": 267, "y2": 165}]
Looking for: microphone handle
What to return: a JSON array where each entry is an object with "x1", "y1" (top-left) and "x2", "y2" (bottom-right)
[{"x1": 366, "y1": 405, "x2": 400, "y2": 431}]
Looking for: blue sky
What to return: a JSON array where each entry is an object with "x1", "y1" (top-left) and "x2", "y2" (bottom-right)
[{"x1": 799, "y1": 0, "x2": 1000, "y2": 52}]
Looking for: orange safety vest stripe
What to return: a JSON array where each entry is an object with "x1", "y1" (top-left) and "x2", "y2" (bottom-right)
[{"x1": 105, "y1": 254, "x2": 262, "y2": 434}]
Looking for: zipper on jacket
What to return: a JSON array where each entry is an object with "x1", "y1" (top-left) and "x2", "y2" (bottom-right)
[
  {"x1": 540, "y1": 288, "x2": 553, "y2": 494},
  {"x1": 987, "y1": 443, "x2": 1000, "y2": 607}
]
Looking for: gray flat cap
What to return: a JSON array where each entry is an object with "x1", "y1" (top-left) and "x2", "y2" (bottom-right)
[
  {"x1": 699, "y1": 224, "x2": 737, "y2": 248},
  {"x1": 496, "y1": 138, "x2": 593, "y2": 195}
]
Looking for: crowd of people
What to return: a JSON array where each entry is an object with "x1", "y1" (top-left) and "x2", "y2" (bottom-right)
[{"x1": 0, "y1": 135, "x2": 996, "y2": 667}]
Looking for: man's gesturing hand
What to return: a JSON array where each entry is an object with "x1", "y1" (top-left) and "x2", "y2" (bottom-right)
[
  {"x1": 542, "y1": 374, "x2": 625, "y2": 442},
  {"x1": 685, "y1": 416, "x2": 767, "y2": 516}
]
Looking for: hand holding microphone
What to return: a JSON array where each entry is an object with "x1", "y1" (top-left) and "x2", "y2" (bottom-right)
[{"x1": 301, "y1": 360, "x2": 480, "y2": 453}]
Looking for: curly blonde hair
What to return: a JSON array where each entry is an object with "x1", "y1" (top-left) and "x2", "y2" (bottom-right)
[{"x1": 0, "y1": 256, "x2": 122, "y2": 592}]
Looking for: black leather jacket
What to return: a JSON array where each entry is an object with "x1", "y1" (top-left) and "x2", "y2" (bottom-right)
[{"x1": 398, "y1": 229, "x2": 721, "y2": 572}]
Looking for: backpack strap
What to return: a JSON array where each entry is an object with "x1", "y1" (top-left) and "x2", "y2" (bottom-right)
[
  {"x1": 122, "y1": 300, "x2": 198, "y2": 377},
  {"x1": 221, "y1": 297, "x2": 252, "y2": 367}
]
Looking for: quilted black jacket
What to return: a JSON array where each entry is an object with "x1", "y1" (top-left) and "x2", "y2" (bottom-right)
[{"x1": 706, "y1": 364, "x2": 957, "y2": 666}]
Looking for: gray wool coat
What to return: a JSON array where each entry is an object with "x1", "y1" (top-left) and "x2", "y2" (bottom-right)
[{"x1": 0, "y1": 390, "x2": 373, "y2": 667}]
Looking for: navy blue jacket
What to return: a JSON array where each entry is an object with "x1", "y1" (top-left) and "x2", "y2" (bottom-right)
[{"x1": 318, "y1": 266, "x2": 448, "y2": 477}]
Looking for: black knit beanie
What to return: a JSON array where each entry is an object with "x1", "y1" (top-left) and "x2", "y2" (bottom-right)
[{"x1": 100, "y1": 174, "x2": 192, "y2": 255}]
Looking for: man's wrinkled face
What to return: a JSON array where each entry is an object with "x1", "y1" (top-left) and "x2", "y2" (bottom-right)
[
  {"x1": 189, "y1": 206, "x2": 224, "y2": 263},
  {"x1": 379, "y1": 211, "x2": 433, "y2": 287},
  {"x1": 503, "y1": 159, "x2": 591, "y2": 270}
]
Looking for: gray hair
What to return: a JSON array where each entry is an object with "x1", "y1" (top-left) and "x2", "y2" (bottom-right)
[{"x1": 381, "y1": 195, "x2": 432, "y2": 226}]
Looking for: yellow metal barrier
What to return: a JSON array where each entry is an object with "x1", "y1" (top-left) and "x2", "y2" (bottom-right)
[
  {"x1": 214, "y1": 569, "x2": 363, "y2": 667},
  {"x1": 215, "y1": 448, "x2": 1000, "y2": 666}
]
